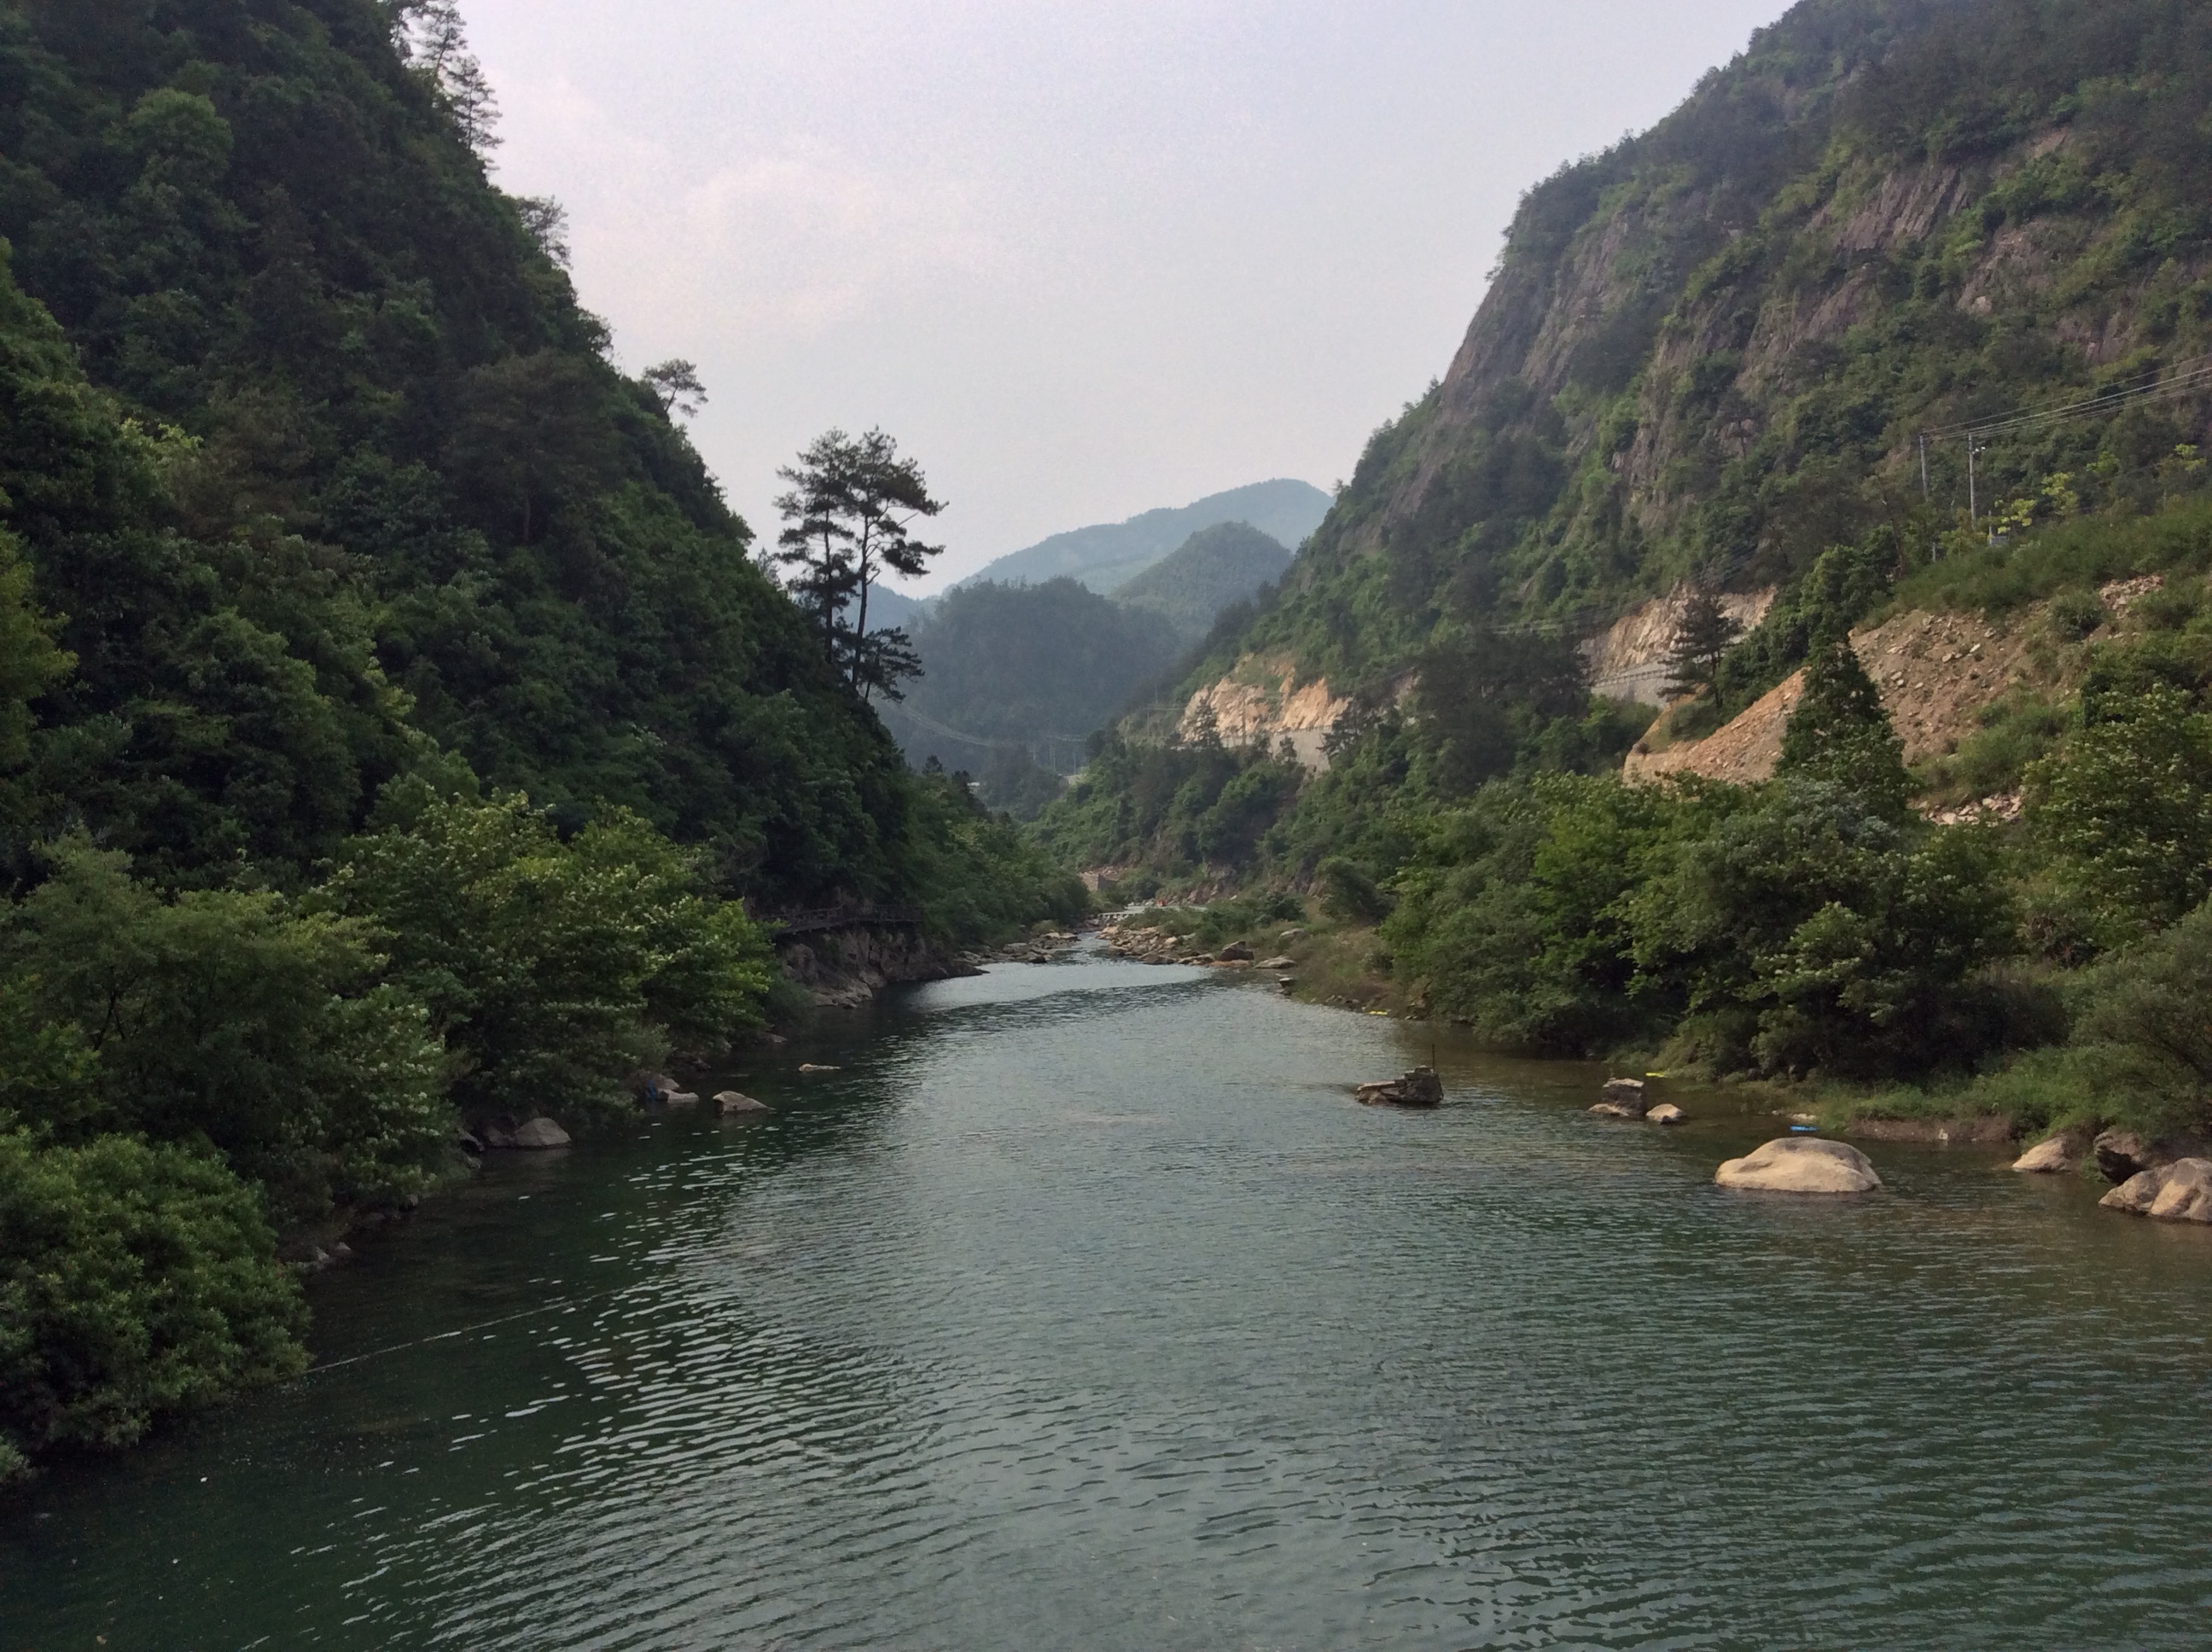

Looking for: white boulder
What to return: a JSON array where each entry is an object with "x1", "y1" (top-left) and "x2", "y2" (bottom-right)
[
  {"x1": 1715, "y1": 1137, "x2": 1881, "y2": 1195},
  {"x1": 2011, "y1": 1136, "x2": 2075, "y2": 1174}
]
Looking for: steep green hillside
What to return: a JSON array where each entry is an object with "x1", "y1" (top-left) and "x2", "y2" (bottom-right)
[
  {"x1": 1115, "y1": 521, "x2": 1292, "y2": 643},
  {"x1": 0, "y1": 0, "x2": 966, "y2": 905},
  {"x1": 885, "y1": 578, "x2": 1182, "y2": 782},
  {"x1": 0, "y1": 0, "x2": 1082, "y2": 1483}
]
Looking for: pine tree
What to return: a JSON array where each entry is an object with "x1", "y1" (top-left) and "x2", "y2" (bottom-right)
[
  {"x1": 1663, "y1": 586, "x2": 1744, "y2": 709},
  {"x1": 1778, "y1": 637, "x2": 1912, "y2": 811},
  {"x1": 771, "y1": 429, "x2": 945, "y2": 701},
  {"x1": 391, "y1": 1, "x2": 501, "y2": 152}
]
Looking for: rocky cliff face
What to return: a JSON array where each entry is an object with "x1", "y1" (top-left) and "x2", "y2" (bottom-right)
[
  {"x1": 1205, "y1": 0, "x2": 2212, "y2": 698},
  {"x1": 776, "y1": 927, "x2": 969, "y2": 1009}
]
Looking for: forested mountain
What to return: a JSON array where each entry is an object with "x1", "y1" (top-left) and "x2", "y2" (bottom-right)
[
  {"x1": 0, "y1": 0, "x2": 958, "y2": 902},
  {"x1": 1039, "y1": 0, "x2": 2212, "y2": 1126},
  {"x1": 958, "y1": 479, "x2": 1328, "y2": 594},
  {"x1": 1115, "y1": 521, "x2": 1293, "y2": 643},
  {"x1": 880, "y1": 578, "x2": 1181, "y2": 803},
  {"x1": 0, "y1": 0, "x2": 1079, "y2": 1482}
]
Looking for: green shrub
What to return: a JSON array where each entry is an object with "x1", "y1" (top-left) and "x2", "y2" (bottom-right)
[
  {"x1": 325, "y1": 789, "x2": 777, "y2": 1129},
  {"x1": 0, "y1": 1131, "x2": 306, "y2": 1469},
  {"x1": 1318, "y1": 856, "x2": 1393, "y2": 923},
  {"x1": 2024, "y1": 684, "x2": 2212, "y2": 950},
  {"x1": 0, "y1": 840, "x2": 450, "y2": 1224}
]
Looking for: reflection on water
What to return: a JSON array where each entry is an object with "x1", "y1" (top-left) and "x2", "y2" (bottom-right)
[{"x1": 6, "y1": 948, "x2": 2212, "y2": 1649}]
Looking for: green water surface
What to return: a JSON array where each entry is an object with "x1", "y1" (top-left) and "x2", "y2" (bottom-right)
[{"x1": 5, "y1": 949, "x2": 2210, "y2": 1649}]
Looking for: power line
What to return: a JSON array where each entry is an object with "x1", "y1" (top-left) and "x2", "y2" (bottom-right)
[{"x1": 1924, "y1": 351, "x2": 2212, "y2": 440}]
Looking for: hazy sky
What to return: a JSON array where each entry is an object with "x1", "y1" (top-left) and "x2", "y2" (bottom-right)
[{"x1": 466, "y1": 0, "x2": 1794, "y2": 590}]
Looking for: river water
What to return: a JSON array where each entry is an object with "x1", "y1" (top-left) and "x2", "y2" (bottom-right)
[{"x1": 6, "y1": 949, "x2": 2212, "y2": 1649}]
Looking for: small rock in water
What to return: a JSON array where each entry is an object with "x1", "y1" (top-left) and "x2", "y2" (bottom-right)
[
  {"x1": 1715, "y1": 1137, "x2": 1881, "y2": 1195},
  {"x1": 663, "y1": 1091, "x2": 701, "y2": 1108},
  {"x1": 1600, "y1": 1078, "x2": 1649, "y2": 1119},
  {"x1": 1646, "y1": 1103, "x2": 1687, "y2": 1126},
  {"x1": 2011, "y1": 1136, "x2": 2075, "y2": 1174},
  {"x1": 716, "y1": 1091, "x2": 773, "y2": 1116},
  {"x1": 798, "y1": 1063, "x2": 841, "y2": 1074},
  {"x1": 1355, "y1": 1068, "x2": 1444, "y2": 1108}
]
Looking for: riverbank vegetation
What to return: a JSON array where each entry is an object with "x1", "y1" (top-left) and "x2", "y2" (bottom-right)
[
  {"x1": 0, "y1": 1, "x2": 1077, "y2": 1483},
  {"x1": 1045, "y1": 0, "x2": 2212, "y2": 1153}
]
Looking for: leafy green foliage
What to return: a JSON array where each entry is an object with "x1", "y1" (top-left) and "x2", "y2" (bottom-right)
[
  {"x1": 0, "y1": 1, "x2": 1086, "y2": 1486},
  {"x1": 2023, "y1": 684, "x2": 2212, "y2": 951},
  {"x1": 1662, "y1": 588, "x2": 1743, "y2": 707},
  {"x1": 1382, "y1": 774, "x2": 2018, "y2": 1080},
  {"x1": 0, "y1": 1130, "x2": 306, "y2": 1467},
  {"x1": 0, "y1": 839, "x2": 449, "y2": 1224},
  {"x1": 894, "y1": 768, "x2": 1089, "y2": 945},
  {"x1": 323, "y1": 788, "x2": 773, "y2": 1130},
  {"x1": 773, "y1": 428, "x2": 945, "y2": 702}
]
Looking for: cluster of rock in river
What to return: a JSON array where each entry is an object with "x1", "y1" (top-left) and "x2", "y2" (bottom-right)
[
  {"x1": 1098, "y1": 921, "x2": 1300, "y2": 986},
  {"x1": 2013, "y1": 1127, "x2": 2212, "y2": 1224}
]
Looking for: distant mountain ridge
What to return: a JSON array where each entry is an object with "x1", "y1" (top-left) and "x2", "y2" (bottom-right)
[
  {"x1": 1115, "y1": 523, "x2": 1295, "y2": 643},
  {"x1": 958, "y1": 480, "x2": 1330, "y2": 595}
]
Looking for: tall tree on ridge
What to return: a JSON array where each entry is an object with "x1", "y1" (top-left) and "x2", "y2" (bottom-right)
[
  {"x1": 389, "y1": 0, "x2": 501, "y2": 152},
  {"x1": 773, "y1": 429, "x2": 945, "y2": 702}
]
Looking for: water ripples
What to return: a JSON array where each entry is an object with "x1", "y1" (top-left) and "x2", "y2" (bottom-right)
[{"x1": 9, "y1": 954, "x2": 2212, "y2": 1649}]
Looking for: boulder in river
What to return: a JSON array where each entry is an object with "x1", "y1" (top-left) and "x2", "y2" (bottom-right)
[
  {"x1": 798, "y1": 1063, "x2": 841, "y2": 1074},
  {"x1": 2011, "y1": 1136, "x2": 2077, "y2": 1175},
  {"x1": 1217, "y1": 941, "x2": 1254, "y2": 962},
  {"x1": 2093, "y1": 1129, "x2": 2161, "y2": 1184},
  {"x1": 1355, "y1": 1068, "x2": 1444, "y2": 1108},
  {"x1": 480, "y1": 1117, "x2": 571, "y2": 1150},
  {"x1": 1647, "y1": 1103, "x2": 1687, "y2": 1126},
  {"x1": 1714, "y1": 1137, "x2": 1882, "y2": 1195},
  {"x1": 2100, "y1": 1158, "x2": 2212, "y2": 1223},
  {"x1": 716, "y1": 1091, "x2": 773, "y2": 1116},
  {"x1": 663, "y1": 1091, "x2": 702, "y2": 1108},
  {"x1": 1597, "y1": 1078, "x2": 1649, "y2": 1119}
]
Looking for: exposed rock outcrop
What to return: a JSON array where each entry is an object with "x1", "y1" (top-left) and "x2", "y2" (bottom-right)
[
  {"x1": 1626, "y1": 606, "x2": 2052, "y2": 789},
  {"x1": 777, "y1": 924, "x2": 969, "y2": 1009},
  {"x1": 716, "y1": 1091, "x2": 772, "y2": 1116},
  {"x1": 1715, "y1": 1137, "x2": 1882, "y2": 1195},
  {"x1": 1586, "y1": 589, "x2": 1778, "y2": 707},
  {"x1": 1179, "y1": 657, "x2": 1355, "y2": 771}
]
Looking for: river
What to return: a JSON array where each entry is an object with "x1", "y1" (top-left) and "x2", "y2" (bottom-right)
[{"x1": 6, "y1": 947, "x2": 2212, "y2": 1649}]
